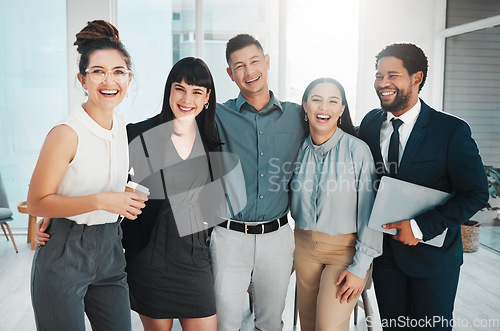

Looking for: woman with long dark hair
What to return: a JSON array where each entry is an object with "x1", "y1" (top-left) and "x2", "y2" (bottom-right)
[
  {"x1": 291, "y1": 77, "x2": 383, "y2": 331},
  {"x1": 122, "y1": 57, "x2": 222, "y2": 331}
]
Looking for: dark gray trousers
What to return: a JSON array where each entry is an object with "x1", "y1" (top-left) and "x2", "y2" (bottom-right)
[{"x1": 31, "y1": 218, "x2": 131, "y2": 331}]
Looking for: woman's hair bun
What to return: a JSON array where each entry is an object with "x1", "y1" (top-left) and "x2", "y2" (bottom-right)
[{"x1": 74, "y1": 20, "x2": 120, "y2": 53}]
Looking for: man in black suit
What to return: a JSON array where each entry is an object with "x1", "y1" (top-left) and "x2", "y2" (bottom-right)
[{"x1": 358, "y1": 43, "x2": 489, "y2": 330}]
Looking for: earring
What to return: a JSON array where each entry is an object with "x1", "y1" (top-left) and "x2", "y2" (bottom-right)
[
  {"x1": 83, "y1": 89, "x2": 88, "y2": 97},
  {"x1": 304, "y1": 114, "x2": 308, "y2": 122},
  {"x1": 204, "y1": 102, "x2": 209, "y2": 109},
  {"x1": 338, "y1": 117, "x2": 342, "y2": 125}
]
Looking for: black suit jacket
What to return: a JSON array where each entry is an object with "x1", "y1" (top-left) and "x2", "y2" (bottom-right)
[
  {"x1": 358, "y1": 99, "x2": 489, "y2": 278},
  {"x1": 121, "y1": 114, "x2": 167, "y2": 253}
]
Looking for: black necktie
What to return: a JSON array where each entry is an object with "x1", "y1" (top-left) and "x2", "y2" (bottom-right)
[{"x1": 388, "y1": 118, "x2": 403, "y2": 177}]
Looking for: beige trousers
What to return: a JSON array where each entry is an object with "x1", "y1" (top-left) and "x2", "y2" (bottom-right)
[{"x1": 294, "y1": 227, "x2": 367, "y2": 331}]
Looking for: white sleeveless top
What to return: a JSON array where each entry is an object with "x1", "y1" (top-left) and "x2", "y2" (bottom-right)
[{"x1": 55, "y1": 106, "x2": 129, "y2": 225}]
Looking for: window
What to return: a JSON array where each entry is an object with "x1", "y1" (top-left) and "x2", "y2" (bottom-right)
[
  {"x1": 117, "y1": 0, "x2": 359, "y2": 115},
  {"x1": 286, "y1": 0, "x2": 359, "y2": 111},
  {"x1": 0, "y1": 0, "x2": 67, "y2": 229},
  {"x1": 117, "y1": 0, "x2": 173, "y2": 124},
  {"x1": 443, "y1": 0, "x2": 500, "y2": 166},
  {"x1": 446, "y1": 0, "x2": 500, "y2": 28}
]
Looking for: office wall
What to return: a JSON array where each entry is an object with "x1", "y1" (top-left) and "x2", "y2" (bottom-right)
[{"x1": 355, "y1": 0, "x2": 446, "y2": 121}]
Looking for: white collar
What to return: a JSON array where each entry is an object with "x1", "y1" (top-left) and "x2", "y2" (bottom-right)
[
  {"x1": 386, "y1": 99, "x2": 421, "y2": 124},
  {"x1": 72, "y1": 105, "x2": 118, "y2": 141}
]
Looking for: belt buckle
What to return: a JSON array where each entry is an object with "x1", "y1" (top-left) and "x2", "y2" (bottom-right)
[{"x1": 244, "y1": 223, "x2": 265, "y2": 235}]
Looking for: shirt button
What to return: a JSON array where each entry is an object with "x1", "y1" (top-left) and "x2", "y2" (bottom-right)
[
  {"x1": 259, "y1": 195, "x2": 264, "y2": 199},
  {"x1": 260, "y1": 152, "x2": 264, "y2": 156},
  {"x1": 259, "y1": 130, "x2": 263, "y2": 135},
  {"x1": 260, "y1": 173, "x2": 264, "y2": 177}
]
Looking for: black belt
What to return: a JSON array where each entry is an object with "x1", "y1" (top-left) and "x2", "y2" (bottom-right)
[{"x1": 219, "y1": 216, "x2": 288, "y2": 235}]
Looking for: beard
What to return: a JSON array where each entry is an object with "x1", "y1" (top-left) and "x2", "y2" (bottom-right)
[{"x1": 378, "y1": 86, "x2": 411, "y2": 114}]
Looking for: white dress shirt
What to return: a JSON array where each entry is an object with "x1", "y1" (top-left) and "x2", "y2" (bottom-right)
[
  {"x1": 379, "y1": 99, "x2": 423, "y2": 239},
  {"x1": 380, "y1": 99, "x2": 421, "y2": 168}
]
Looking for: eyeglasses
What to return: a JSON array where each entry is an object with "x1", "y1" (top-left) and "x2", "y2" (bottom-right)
[{"x1": 85, "y1": 67, "x2": 131, "y2": 83}]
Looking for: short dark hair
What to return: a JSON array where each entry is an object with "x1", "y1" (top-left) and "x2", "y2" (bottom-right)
[
  {"x1": 375, "y1": 43, "x2": 428, "y2": 91},
  {"x1": 225, "y1": 34, "x2": 264, "y2": 65},
  {"x1": 160, "y1": 57, "x2": 222, "y2": 147}
]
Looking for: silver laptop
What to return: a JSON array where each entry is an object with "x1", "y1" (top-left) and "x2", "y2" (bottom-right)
[{"x1": 368, "y1": 176, "x2": 452, "y2": 247}]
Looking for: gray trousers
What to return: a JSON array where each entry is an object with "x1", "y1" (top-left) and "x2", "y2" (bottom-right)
[
  {"x1": 31, "y1": 218, "x2": 131, "y2": 331},
  {"x1": 210, "y1": 223, "x2": 295, "y2": 331}
]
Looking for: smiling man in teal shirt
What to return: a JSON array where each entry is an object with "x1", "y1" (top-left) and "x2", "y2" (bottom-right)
[{"x1": 210, "y1": 34, "x2": 305, "y2": 331}]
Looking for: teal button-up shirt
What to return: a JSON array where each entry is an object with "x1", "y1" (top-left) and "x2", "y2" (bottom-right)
[{"x1": 215, "y1": 91, "x2": 305, "y2": 222}]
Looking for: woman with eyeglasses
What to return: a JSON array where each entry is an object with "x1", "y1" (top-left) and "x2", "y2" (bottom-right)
[{"x1": 27, "y1": 20, "x2": 146, "y2": 331}]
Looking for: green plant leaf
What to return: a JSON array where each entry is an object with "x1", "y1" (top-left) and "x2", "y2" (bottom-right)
[{"x1": 485, "y1": 166, "x2": 500, "y2": 200}]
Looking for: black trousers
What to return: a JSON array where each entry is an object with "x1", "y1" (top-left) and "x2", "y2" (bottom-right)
[{"x1": 372, "y1": 236, "x2": 460, "y2": 331}]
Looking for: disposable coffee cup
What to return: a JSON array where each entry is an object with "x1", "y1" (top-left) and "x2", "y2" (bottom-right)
[{"x1": 125, "y1": 181, "x2": 150, "y2": 200}]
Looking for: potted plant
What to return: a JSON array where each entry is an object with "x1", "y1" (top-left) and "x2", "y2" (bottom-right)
[
  {"x1": 461, "y1": 166, "x2": 500, "y2": 252},
  {"x1": 484, "y1": 165, "x2": 500, "y2": 221}
]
